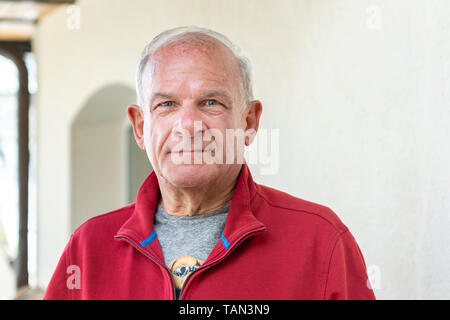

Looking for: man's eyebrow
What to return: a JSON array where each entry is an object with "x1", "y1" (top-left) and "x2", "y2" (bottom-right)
[{"x1": 149, "y1": 92, "x2": 175, "y2": 104}]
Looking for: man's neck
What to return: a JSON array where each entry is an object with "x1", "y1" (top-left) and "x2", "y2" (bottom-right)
[{"x1": 157, "y1": 166, "x2": 240, "y2": 217}]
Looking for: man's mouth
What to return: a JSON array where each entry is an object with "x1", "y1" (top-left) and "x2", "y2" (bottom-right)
[
  {"x1": 173, "y1": 150, "x2": 212, "y2": 154},
  {"x1": 170, "y1": 147, "x2": 213, "y2": 153}
]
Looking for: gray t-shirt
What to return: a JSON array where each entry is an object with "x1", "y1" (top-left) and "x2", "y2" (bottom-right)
[{"x1": 153, "y1": 201, "x2": 230, "y2": 298}]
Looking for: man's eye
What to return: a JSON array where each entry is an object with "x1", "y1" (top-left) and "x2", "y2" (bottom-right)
[
  {"x1": 160, "y1": 101, "x2": 173, "y2": 107},
  {"x1": 205, "y1": 99, "x2": 219, "y2": 106}
]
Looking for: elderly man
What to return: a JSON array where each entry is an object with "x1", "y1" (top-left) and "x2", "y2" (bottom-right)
[{"x1": 44, "y1": 26, "x2": 375, "y2": 300}]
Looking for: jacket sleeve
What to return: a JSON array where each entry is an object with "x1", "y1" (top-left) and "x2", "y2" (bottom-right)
[
  {"x1": 323, "y1": 229, "x2": 376, "y2": 300},
  {"x1": 43, "y1": 236, "x2": 74, "y2": 300}
]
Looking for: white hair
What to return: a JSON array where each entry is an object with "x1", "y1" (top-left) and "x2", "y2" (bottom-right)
[{"x1": 135, "y1": 26, "x2": 254, "y2": 109}]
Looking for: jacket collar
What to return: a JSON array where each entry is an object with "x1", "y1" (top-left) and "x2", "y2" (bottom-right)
[{"x1": 115, "y1": 162, "x2": 266, "y2": 261}]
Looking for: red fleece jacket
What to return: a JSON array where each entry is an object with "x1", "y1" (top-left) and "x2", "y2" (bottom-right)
[{"x1": 44, "y1": 163, "x2": 375, "y2": 300}]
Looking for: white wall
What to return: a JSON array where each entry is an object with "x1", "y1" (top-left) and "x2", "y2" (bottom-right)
[
  {"x1": 71, "y1": 122, "x2": 125, "y2": 231},
  {"x1": 33, "y1": 0, "x2": 450, "y2": 299}
]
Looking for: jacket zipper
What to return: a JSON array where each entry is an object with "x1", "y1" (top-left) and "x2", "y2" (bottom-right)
[
  {"x1": 114, "y1": 235, "x2": 177, "y2": 300},
  {"x1": 179, "y1": 226, "x2": 266, "y2": 300}
]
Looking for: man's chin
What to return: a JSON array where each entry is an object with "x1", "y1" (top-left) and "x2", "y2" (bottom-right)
[{"x1": 162, "y1": 162, "x2": 217, "y2": 188}]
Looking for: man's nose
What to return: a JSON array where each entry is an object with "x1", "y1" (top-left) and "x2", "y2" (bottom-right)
[{"x1": 172, "y1": 101, "x2": 206, "y2": 138}]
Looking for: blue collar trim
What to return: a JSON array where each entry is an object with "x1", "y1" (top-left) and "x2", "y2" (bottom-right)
[
  {"x1": 221, "y1": 232, "x2": 231, "y2": 250},
  {"x1": 140, "y1": 230, "x2": 156, "y2": 247}
]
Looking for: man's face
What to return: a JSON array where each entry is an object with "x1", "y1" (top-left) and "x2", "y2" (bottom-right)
[{"x1": 134, "y1": 38, "x2": 257, "y2": 188}]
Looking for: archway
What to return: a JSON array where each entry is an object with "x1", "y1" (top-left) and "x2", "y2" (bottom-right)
[{"x1": 70, "y1": 84, "x2": 152, "y2": 232}]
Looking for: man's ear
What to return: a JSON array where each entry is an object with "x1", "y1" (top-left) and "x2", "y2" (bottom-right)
[
  {"x1": 244, "y1": 100, "x2": 263, "y2": 146},
  {"x1": 127, "y1": 104, "x2": 146, "y2": 150}
]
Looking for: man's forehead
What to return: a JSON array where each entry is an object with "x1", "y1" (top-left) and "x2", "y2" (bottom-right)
[
  {"x1": 146, "y1": 36, "x2": 239, "y2": 74},
  {"x1": 155, "y1": 34, "x2": 233, "y2": 57}
]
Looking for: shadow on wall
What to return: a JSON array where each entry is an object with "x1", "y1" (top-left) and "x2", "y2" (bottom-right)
[{"x1": 70, "y1": 83, "x2": 152, "y2": 233}]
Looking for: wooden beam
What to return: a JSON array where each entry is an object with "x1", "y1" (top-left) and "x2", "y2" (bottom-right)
[
  {"x1": 0, "y1": 23, "x2": 34, "y2": 41},
  {"x1": 0, "y1": 0, "x2": 73, "y2": 41},
  {"x1": 0, "y1": 40, "x2": 31, "y2": 50},
  {"x1": 0, "y1": 0, "x2": 75, "y2": 4},
  {"x1": 0, "y1": 18, "x2": 36, "y2": 24},
  {"x1": 0, "y1": 1, "x2": 64, "y2": 20}
]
